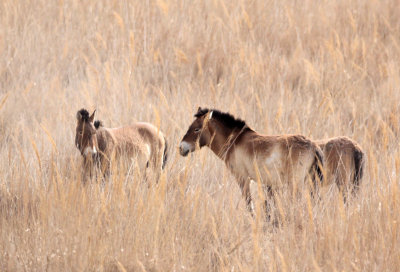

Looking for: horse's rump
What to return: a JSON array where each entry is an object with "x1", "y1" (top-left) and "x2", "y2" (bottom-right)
[{"x1": 316, "y1": 136, "x2": 365, "y2": 190}]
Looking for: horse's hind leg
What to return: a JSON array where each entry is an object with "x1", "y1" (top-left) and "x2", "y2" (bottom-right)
[
  {"x1": 335, "y1": 163, "x2": 353, "y2": 203},
  {"x1": 144, "y1": 156, "x2": 163, "y2": 185}
]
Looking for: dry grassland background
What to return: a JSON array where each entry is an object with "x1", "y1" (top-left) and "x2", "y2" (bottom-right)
[{"x1": 1, "y1": 0, "x2": 400, "y2": 271}]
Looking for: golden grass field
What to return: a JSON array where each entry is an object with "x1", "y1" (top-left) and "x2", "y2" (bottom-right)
[{"x1": 1, "y1": 0, "x2": 400, "y2": 271}]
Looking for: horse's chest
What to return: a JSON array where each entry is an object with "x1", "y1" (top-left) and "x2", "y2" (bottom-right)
[{"x1": 226, "y1": 149, "x2": 248, "y2": 177}]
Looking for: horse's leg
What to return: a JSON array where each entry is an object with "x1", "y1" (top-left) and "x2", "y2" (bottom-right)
[
  {"x1": 145, "y1": 146, "x2": 165, "y2": 185},
  {"x1": 81, "y1": 165, "x2": 88, "y2": 185},
  {"x1": 144, "y1": 160, "x2": 152, "y2": 186},
  {"x1": 98, "y1": 156, "x2": 110, "y2": 184},
  {"x1": 149, "y1": 154, "x2": 162, "y2": 184},
  {"x1": 156, "y1": 149, "x2": 165, "y2": 183},
  {"x1": 82, "y1": 158, "x2": 94, "y2": 185},
  {"x1": 334, "y1": 164, "x2": 351, "y2": 203},
  {"x1": 264, "y1": 185, "x2": 274, "y2": 221},
  {"x1": 138, "y1": 152, "x2": 152, "y2": 186},
  {"x1": 238, "y1": 177, "x2": 253, "y2": 214}
]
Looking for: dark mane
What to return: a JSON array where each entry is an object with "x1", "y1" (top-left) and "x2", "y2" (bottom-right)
[
  {"x1": 195, "y1": 108, "x2": 248, "y2": 130},
  {"x1": 94, "y1": 120, "x2": 103, "y2": 129},
  {"x1": 78, "y1": 109, "x2": 90, "y2": 122}
]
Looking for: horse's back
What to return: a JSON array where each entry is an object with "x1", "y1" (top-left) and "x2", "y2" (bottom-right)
[
  {"x1": 249, "y1": 134, "x2": 317, "y2": 163},
  {"x1": 106, "y1": 126, "x2": 150, "y2": 164},
  {"x1": 230, "y1": 132, "x2": 319, "y2": 188}
]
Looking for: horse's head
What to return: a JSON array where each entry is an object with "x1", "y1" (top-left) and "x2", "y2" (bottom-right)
[
  {"x1": 179, "y1": 107, "x2": 213, "y2": 156},
  {"x1": 75, "y1": 109, "x2": 98, "y2": 158}
]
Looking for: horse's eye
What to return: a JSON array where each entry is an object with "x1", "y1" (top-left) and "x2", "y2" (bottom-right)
[
  {"x1": 194, "y1": 128, "x2": 201, "y2": 133},
  {"x1": 78, "y1": 132, "x2": 83, "y2": 136}
]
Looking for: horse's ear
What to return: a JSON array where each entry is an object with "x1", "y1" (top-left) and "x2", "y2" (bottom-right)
[
  {"x1": 89, "y1": 110, "x2": 96, "y2": 123},
  {"x1": 76, "y1": 111, "x2": 82, "y2": 121},
  {"x1": 197, "y1": 106, "x2": 202, "y2": 113},
  {"x1": 209, "y1": 111, "x2": 213, "y2": 119}
]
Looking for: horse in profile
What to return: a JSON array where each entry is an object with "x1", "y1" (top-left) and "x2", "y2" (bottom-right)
[
  {"x1": 75, "y1": 109, "x2": 167, "y2": 182},
  {"x1": 179, "y1": 107, "x2": 323, "y2": 211},
  {"x1": 316, "y1": 136, "x2": 365, "y2": 196}
]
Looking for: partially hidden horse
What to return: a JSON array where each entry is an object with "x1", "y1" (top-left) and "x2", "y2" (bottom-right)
[
  {"x1": 179, "y1": 107, "x2": 324, "y2": 211},
  {"x1": 316, "y1": 136, "x2": 365, "y2": 195},
  {"x1": 75, "y1": 109, "x2": 167, "y2": 182}
]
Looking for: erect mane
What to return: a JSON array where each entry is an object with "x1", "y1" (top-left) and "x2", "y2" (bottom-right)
[
  {"x1": 195, "y1": 108, "x2": 248, "y2": 130},
  {"x1": 78, "y1": 109, "x2": 90, "y2": 122},
  {"x1": 94, "y1": 120, "x2": 103, "y2": 129}
]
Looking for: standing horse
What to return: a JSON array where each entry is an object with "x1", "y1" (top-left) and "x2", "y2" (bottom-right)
[
  {"x1": 316, "y1": 136, "x2": 364, "y2": 195},
  {"x1": 75, "y1": 109, "x2": 167, "y2": 182},
  {"x1": 179, "y1": 107, "x2": 323, "y2": 211}
]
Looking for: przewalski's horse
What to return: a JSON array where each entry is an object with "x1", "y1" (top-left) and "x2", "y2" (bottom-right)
[
  {"x1": 75, "y1": 109, "x2": 167, "y2": 182},
  {"x1": 316, "y1": 136, "x2": 364, "y2": 195},
  {"x1": 179, "y1": 107, "x2": 324, "y2": 211}
]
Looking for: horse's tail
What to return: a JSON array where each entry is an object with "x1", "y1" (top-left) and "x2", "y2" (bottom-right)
[
  {"x1": 312, "y1": 147, "x2": 324, "y2": 187},
  {"x1": 162, "y1": 136, "x2": 168, "y2": 170},
  {"x1": 353, "y1": 147, "x2": 365, "y2": 193}
]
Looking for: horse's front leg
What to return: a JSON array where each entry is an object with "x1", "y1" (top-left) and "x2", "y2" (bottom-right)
[
  {"x1": 237, "y1": 177, "x2": 253, "y2": 214},
  {"x1": 81, "y1": 157, "x2": 98, "y2": 185},
  {"x1": 96, "y1": 152, "x2": 112, "y2": 181},
  {"x1": 264, "y1": 185, "x2": 274, "y2": 221}
]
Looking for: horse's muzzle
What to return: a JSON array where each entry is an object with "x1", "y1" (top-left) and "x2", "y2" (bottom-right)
[
  {"x1": 83, "y1": 146, "x2": 97, "y2": 157},
  {"x1": 179, "y1": 141, "x2": 191, "y2": 157},
  {"x1": 180, "y1": 149, "x2": 189, "y2": 157}
]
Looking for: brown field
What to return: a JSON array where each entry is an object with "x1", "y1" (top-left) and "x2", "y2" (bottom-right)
[{"x1": 1, "y1": 0, "x2": 400, "y2": 271}]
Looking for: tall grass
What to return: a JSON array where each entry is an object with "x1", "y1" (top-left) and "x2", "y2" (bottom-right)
[{"x1": 1, "y1": 0, "x2": 399, "y2": 270}]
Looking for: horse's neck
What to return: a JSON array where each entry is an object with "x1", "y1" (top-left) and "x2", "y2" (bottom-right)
[
  {"x1": 209, "y1": 123, "x2": 242, "y2": 161},
  {"x1": 96, "y1": 128, "x2": 114, "y2": 153}
]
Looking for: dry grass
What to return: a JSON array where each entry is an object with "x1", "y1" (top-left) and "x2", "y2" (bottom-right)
[{"x1": 1, "y1": 0, "x2": 400, "y2": 271}]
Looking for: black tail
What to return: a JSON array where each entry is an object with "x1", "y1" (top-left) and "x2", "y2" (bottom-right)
[
  {"x1": 353, "y1": 148, "x2": 365, "y2": 192},
  {"x1": 162, "y1": 136, "x2": 168, "y2": 170},
  {"x1": 312, "y1": 148, "x2": 324, "y2": 187}
]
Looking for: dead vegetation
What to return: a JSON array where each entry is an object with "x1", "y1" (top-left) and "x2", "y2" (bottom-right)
[{"x1": 0, "y1": 0, "x2": 400, "y2": 270}]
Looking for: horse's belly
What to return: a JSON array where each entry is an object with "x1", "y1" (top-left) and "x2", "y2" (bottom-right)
[
  {"x1": 260, "y1": 166, "x2": 284, "y2": 188},
  {"x1": 115, "y1": 143, "x2": 150, "y2": 169},
  {"x1": 250, "y1": 155, "x2": 284, "y2": 188}
]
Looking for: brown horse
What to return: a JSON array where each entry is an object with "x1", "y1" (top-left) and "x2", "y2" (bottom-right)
[
  {"x1": 316, "y1": 136, "x2": 364, "y2": 195},
  {"x1": 179, "y1": 107, "x2": 323, "y2": 211},
  {"x1": 75, "y1": 109, "x2": 167, "y2": 181}
]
